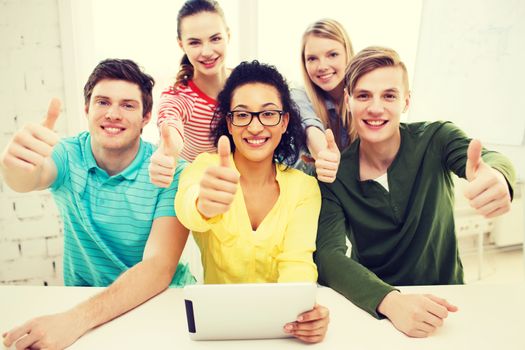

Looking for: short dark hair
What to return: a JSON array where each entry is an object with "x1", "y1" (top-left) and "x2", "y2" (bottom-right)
[
  {"x1": 84, "y1": 58, "x2": 155, "y2": 117},
  {"x1": 210, "y1": 60, "x2": 306, "y2": 167}
]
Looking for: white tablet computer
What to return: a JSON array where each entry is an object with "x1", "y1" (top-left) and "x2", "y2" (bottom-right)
[{"x1": 183, "y1": 282, "x2": 317, "y2": 340}]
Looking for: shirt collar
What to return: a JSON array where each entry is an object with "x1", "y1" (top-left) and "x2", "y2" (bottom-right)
[
  {"x1": 324, "y1": 97, "x2": 337, "y2": 111},
  {"x1": 82, "y1": 134, "x2": 145, "y2": 181}
]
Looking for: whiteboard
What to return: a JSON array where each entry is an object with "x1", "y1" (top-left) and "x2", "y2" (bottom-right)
[{"x1": 409, "y1": 0, "x2": 525, "y2": 145}]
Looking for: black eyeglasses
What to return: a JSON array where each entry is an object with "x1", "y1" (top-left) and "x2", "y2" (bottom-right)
[{"x1": 227, "y1": 110, "x2": 284, "y2": 126}]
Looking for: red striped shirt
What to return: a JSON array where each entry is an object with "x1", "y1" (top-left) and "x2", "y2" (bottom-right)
[{"x1": 157, "y1": 80, "x2": 217, "y2": 162}]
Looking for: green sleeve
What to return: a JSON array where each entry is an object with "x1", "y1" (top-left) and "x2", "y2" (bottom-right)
[
  {"x1": 438, "y1": 121, "x2": 516, "y2": 198},
  {"x1": 315, "y1": 184, "x2": 396, "y2": 319}
]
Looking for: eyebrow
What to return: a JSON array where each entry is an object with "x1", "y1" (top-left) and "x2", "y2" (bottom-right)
[
  {"x1": 186, "y1": 32, "x2": 222, "y2": 41},
  {"x1": 93, "y1": 95, "x2": 140, "y2": 104},
  {"x1": 232, "y1": 102, "x2": 280, "y2": 110},
  {"x1": 353, "y1": 88, "x2": 400, "y2": 94},
  {"x1": 384, "y1": 88, "x2": 400, "y2": 93}
]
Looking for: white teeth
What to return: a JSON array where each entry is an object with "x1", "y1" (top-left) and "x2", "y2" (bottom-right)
[
  {"x1": 365, "y1": 120, "x2": 386, "y2": 126},
  {"x1": 246, "y1": 138, "x2": 266, "y2": 145},
  {"x1": 318, "y1": 73, "x2": 333, "y2": 79},
  {"x1": 105, "y1": 127, "x2": 122, "y2": 133}
]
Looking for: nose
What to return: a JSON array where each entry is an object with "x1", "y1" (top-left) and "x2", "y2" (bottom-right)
[
  {"x1": 367, "y1": 98, "x2": 384, "y2": 116},
  {"x1": 105, "y1": 104, "x2": 121, "y2": 120},
  {"x1": 317, "y1": 57, "x2": 329, "y2": 72},
  {"x1": 247, "y1": 115, "x2": 264, "y2": 133},
  {"x1": 201, "y1": 42, "x2": 213, "y2": 57}
]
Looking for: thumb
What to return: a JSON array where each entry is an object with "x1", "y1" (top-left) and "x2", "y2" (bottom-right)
[
  {"x1": 466, "y1": 139, "x2": 482, "y2": 181},
  {"x1": 426, "y1": 294, "x2": 458, "y2": 313},
  {"x1": 325, "y1": 129, "x2": 339, "y2": 153},
  {"x1": 160, "y1": 123, "x2": 178, "y2": 157},
  {"x1": 217, "y1": 135, "x2": 231, "y2": 167},
  {"x1": 42, "y1": 98, "x2": 61, "y2": 129}
]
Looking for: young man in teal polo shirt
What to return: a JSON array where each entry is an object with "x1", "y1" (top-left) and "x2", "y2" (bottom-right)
[
  {"x1": 1, "y1": 59, "x2": 194, "y2": 349},
  {"x1": 315, "y1": 47, "x2": 515, "y2": 338}
]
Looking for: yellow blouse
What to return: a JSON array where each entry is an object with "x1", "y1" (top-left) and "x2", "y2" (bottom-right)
[{"x1": 175, "y1": 152, "x2": 321, "y2": 284}]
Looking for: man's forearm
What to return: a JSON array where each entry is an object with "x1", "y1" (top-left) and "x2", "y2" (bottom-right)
[
  {"x1": 0, "y1": 163, "x2": 43, "y2": 193},
  {"x1": 69, "y1": 257, "x2": 176, "y2": 334},
  {"x1": 316, "y1": 250, "x2": 395, "y2": 318}
]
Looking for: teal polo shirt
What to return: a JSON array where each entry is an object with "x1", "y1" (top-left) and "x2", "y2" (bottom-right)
[{"x1": 50, "y1": 131, "x2": 195, "y2": 287}]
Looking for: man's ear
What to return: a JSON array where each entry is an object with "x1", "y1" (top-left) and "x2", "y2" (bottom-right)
[
  {"x1": 178, "y1": 39, "x2": 183, "y2": 50},
  {"x1": 84, "y1": 104, "x2": 89, "y2": 118},
  {"x1": 403, "y1": 91, "x2": 411, "y2": 113},
  {"x1": 142, "y1": 112, "x2": 152, "y2": 127},
  {"x1": 344, "y1": 90, "x2": 351, "y2": 110}
]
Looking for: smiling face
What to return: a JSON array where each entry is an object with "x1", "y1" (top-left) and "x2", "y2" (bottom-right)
[
  {"x1": 348, "y1": 66, "x2": 409, "y2": 148},
  {"x1": 178, "y1": 11, "x2": 229, "y2": 78},
  {"x1": 304, "y1": 35, "x2": 348, "y2": 94},
  {"x1": 227, "y1": 83, "x2": 289, "y2": 166},
  {"x1": 86, "y1": 79, "x2": 150, "y2": 155}
]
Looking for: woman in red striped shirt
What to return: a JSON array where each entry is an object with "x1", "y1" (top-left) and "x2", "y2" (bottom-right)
[{"x1": 149, "y1": 0, "x2": 231, "y2": 187}]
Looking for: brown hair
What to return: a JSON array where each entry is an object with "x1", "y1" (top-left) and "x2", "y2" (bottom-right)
[
  {"x1": 300, "y1": 18, "x2": 356, "y2": 147},
  {"x1": 175, "y1": 0, "x2": 228, "y2": 87},
  {"x1": 84, "y1": 58, "x2": 154, "y2": 117},
  {"x1": 345, "y1": 46, "x2": 409, "y2": 96}
]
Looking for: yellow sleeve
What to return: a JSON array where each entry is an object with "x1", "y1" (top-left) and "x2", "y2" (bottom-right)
[
  {"x1": 277, "y1": 173, "x2": 321, "y2": 283},
  {"x1": 174, "y1": 153, "x2": 223, "y2": 232}
]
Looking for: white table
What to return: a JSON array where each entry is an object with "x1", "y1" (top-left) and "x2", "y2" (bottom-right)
[{"x1": 1, "y1": 283, "x2": 524, "y2": 349}]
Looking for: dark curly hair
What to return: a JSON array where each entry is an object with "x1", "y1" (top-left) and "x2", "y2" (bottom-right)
[{"x1": 210, "y1": 60, "x2": 306, "y2": 167}]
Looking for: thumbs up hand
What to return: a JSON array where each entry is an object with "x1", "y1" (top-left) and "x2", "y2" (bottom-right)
[
  {"x1": 315, "y1": 129, "x2": 341, "y2": 183},
  {"x1": 197, "y1": 135, "x2": 240, "y2": 219},
  {"x1": 1, "y1": 98, "x2": 61, "y2": 172},
  {"x1": 463, "y1": 139, "x2": 511, "y2": 218},
  {"x1": 149, "y1": 123, "x2": 182, "y2": 188}
]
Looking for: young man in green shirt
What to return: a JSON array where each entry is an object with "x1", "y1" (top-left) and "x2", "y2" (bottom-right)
[{"x1": 315, "y1": 46, "x2": 515, "y2": 338}]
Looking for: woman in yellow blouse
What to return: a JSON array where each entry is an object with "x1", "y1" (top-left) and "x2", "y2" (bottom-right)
[{"x1": 175, "y1": 60, "x2": 329, "y2": 343}]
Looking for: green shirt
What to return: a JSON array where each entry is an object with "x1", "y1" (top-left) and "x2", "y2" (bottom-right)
[{"x1": 315, "y1": 121, "x2": 515, "y2": 318}]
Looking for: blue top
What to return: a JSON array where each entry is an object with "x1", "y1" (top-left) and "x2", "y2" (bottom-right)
[
  {"x1": 291, "y1": 88, "x2": 349, "y2": 176},
  {"x1": 50, "y1": 131, "x2": 195, "y2": 287},
  {"x1": 291, "y1": 87, "x2": 349, "y2": 148}
]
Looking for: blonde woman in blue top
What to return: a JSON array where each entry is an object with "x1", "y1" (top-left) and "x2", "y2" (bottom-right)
[{"x1": 292, "y1": 18, "x2": 355, "y2": 182}]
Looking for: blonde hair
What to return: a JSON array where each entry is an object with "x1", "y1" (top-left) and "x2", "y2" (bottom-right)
[
  {"x1": 300, "y1": 18, "x2": 356, "y2": 147},
  {"x1": 345, "y1": 46, "x2": 409, "y2": 96}
]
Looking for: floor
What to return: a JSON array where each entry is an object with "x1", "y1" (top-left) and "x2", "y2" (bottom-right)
[{"x1": 461, "y1": 245, "x2": 524, "y2": 284}]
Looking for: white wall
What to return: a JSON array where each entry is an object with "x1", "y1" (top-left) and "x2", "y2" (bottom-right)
[
  {"x1": 256, "y1": 0, "x2": 422, "y2": 88},
  {"x1": 1, "y1": 0, "x2": 521, "y2": 285},
  {"x1": 83, "y1": 0, "x2": 422, "y2": 143},
  {"x1": 0, "y1": 0, "x2": 65, "y2": 286}
]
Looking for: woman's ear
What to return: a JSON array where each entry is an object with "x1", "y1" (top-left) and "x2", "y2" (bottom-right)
[
  {"x1": 226, "y1": 117, "x2": 233, "y2": 134},
  {"x1": 280, "y1": 112, "x2": 290, "y2": 134}
]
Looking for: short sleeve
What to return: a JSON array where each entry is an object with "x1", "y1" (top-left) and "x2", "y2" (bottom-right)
[
  {"x1": 50, "y1": 141, "x2": 68, "y2": 191},
  {"x1": 291, "y1": 87, "x2": 325, "y2": 131}
]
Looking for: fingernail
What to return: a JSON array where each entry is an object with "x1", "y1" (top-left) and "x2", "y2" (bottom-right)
[
  {"x1": 297, "y1": 316, "x2": 303, "y2": 322},
  {"x1": 284, "y1": 324, "x2": 293, "y2": 330}
]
